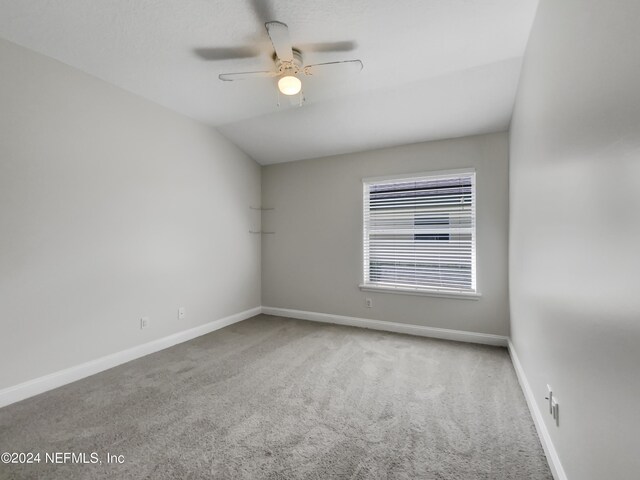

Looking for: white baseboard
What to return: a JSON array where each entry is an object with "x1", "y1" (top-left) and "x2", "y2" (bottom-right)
[
  {"x1": 0, "y1": 306, "x2": 261, "y2": 408},
  {"x1": 262, "y1": 306, "x2": 508, "y2": 347},
  {"x1": 508, "y1": 340, "x2": 567, "y2": 480}
]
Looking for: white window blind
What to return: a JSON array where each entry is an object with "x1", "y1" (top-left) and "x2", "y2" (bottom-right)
[{"x1": 362, "y1": 170, "x2": 476, "y2": 294}]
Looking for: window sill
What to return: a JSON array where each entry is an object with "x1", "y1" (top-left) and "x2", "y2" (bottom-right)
[{"x1": 358, "y1": 284, "x2": 481, "y2": 300}]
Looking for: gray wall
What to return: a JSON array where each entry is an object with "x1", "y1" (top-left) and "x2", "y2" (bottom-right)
[
  {"x1": 262, "y1": 132, "x2": 509, "y2": 336},
  {"x1": 0, "y1": 38, "x2": 261, "y2": 390},
  {"x1": 509, "y1": 0, "x2": 640, "y2": 478}
]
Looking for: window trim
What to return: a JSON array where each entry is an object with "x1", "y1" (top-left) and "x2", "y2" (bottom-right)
[{"x1": 361, "y1": 168, "x2": 479, "y2": 299}]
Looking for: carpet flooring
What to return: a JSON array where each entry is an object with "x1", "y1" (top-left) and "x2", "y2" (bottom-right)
[{"x1": 0, "y1": 314, "x2": 552, "y2": 479}]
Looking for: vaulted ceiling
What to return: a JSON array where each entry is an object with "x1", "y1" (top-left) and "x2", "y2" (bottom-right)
[{"x1": 0, "y1": 0, "x2": 539, "y2": 164}]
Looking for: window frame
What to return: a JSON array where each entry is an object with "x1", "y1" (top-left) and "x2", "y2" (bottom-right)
[{"x1": 359, "y1": 168, "x2": 481, "y2": 300}]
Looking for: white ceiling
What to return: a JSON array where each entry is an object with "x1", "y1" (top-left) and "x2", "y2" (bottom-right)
[{"x1": 0, "y1": 0, "x2": 539, "y2": 164}]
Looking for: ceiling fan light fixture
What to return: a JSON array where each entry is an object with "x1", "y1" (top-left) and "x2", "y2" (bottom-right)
[{"x1": 278, "y1": 75, "x2": 302, "y2": 95}]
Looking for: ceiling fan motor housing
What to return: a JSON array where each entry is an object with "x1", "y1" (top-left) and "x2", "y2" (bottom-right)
[{"x1": 275, "y1": 49, "x2": 303, "y2": 75}]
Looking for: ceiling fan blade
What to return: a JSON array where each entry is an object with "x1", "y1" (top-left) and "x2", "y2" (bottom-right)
[
  {"x1": 193, "y1": 47, "x2": 260, "y2": 61},
  {"x1": 219, "y1": 70, "x2": 278, "y2": 81},
  {"x1": 265, "y1": 21, "x2": 294, "y2": 62},
  {"x1": 303, "y1": 60, "x2": 363, "y2": 76},
  {"x1": 249, "y1": 0, "x2": 275, "y2": 24},
  {"x1": 297, "y1": 41, "x2": 357, "y2": 54}
]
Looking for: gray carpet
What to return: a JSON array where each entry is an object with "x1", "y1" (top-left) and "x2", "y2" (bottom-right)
[{"x1": 0, "y1": 315, "x2": 551, "y2": 479}]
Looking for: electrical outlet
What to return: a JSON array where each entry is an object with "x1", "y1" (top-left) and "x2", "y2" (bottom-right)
[
  {"x1": 545, "y1": 384, "x2": 559, "y2": 427},
  {"x1": 546, "y1": 384, "x2": 553, "y2": 414},
  {"x1": 178, "y1": 307, "x2": 186, "y2": 320},
  {"x1": 140, "y1": 316, "x2": 150, "y2": 329},
  {"x1": 365, "y1": 298, "x2": 373, "y2": 308}
]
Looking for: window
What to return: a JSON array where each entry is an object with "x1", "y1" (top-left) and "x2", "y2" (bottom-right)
[{"x1": 361, "y1": 169, "x2": 477, "y2": 298}]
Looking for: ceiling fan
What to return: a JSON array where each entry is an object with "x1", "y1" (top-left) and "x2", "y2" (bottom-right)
[{"x1": 217, "y1": 21, "x2": 363, "y2": 103}]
